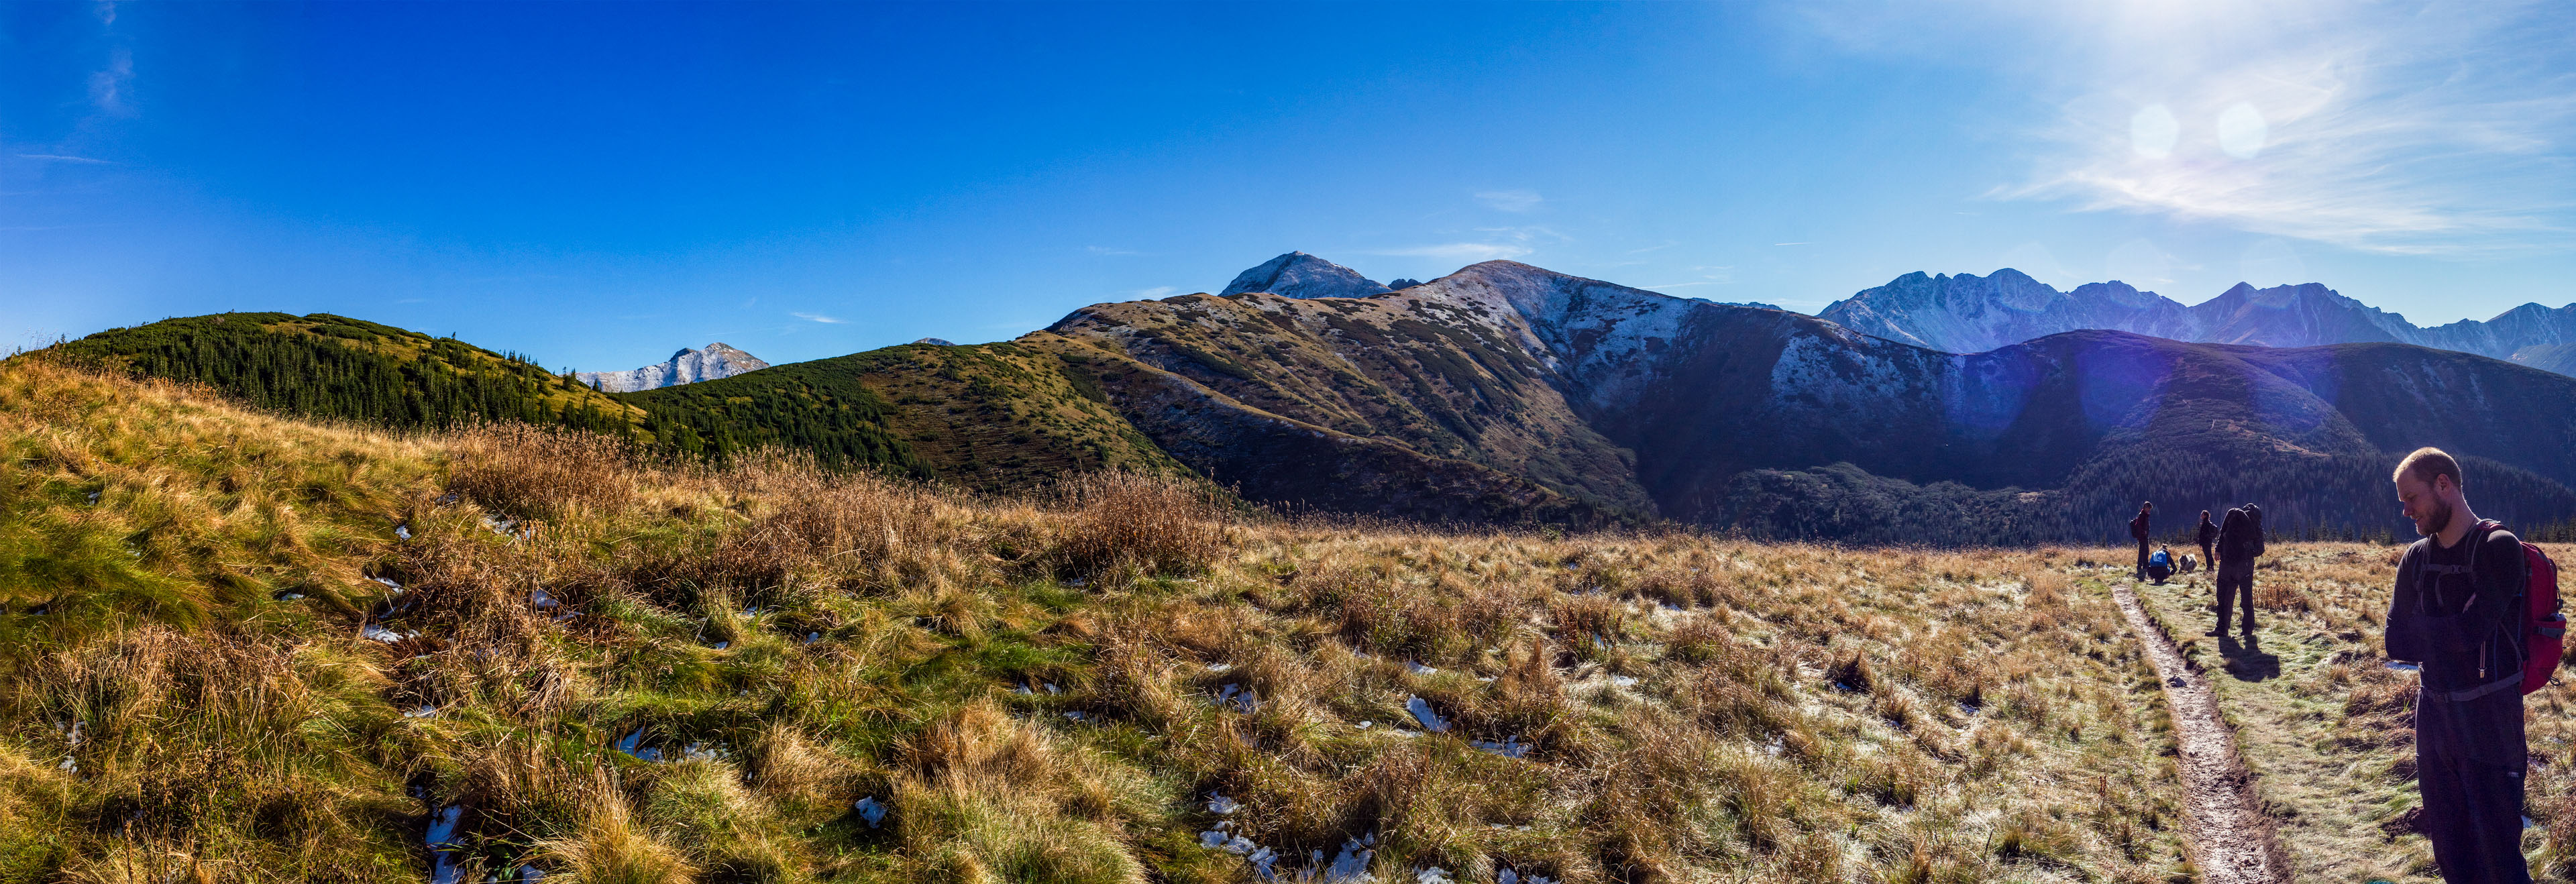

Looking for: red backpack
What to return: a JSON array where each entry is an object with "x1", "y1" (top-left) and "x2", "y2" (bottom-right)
[{"x1": 2475, "y1": 520, "x2": 2567, "y2": 694}]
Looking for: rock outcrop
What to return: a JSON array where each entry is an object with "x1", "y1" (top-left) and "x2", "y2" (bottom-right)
[
  {"x1": 576, "y1": 343, "x2": 769, "y2": 392},
  {"x1": 1218, "y1": 252, "x2": 1393, "y2": 300}
]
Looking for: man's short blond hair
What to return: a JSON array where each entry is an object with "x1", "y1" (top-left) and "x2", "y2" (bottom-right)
[{"x1": 2394, "y1": 447, "x2": 2463, "y2": 490}]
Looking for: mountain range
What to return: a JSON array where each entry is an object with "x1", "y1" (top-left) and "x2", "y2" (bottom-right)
[
  {"x1": 574, "y1": 342, "x2": 768, "y2": 392},
  {"x1": 52, "y1": 254, "x2": 2576, "y2": 543},
  {"x1": 1822, "y1": 268, "x2": 2576, "y2": 376}
]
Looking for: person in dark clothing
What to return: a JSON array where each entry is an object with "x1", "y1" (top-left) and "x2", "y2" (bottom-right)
[
  {"x1": 2211, "y1": 505, "x2": 2261, "y2": 634},
  {"x1": 2130, "y1": 502, "x2": 2153, "y2": 580},
  {"x1": 2196, "y1": 510, "x2": 2218, "y2": 579},
  {"x1": 2385, "y1": 447, "x2": 2533, "y2": 884}
]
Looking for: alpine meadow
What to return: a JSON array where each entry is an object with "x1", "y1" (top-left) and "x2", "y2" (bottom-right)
[{"x1": 11, "y1": 3, "x2": 2576, "y2": 883}]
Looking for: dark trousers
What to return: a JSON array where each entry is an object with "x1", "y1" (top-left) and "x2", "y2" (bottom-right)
[
  {"x1": 2198, "y1": 541, "x2": 2214, "y2": 573},
  {"x1": 2135, "y1": 539, "x2": 2151, "y2": 577},
  {"x1": 2417, "y1": 686, "x2": 2531, "y2": 884},
  {"x1": 2214, "y1": 559, "x2": 2256, "y2": 630}
]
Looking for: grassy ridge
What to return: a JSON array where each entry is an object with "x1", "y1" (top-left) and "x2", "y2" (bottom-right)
[
  {"x1": 615, "y1": 340, "x2": 1189, "y2": 492},
  {"x1": 1, "y1": 354, "x2": 2204, "y2": 882},
  {"x1": 53, "y1": 312, "x2": 645, "y2": 439}
]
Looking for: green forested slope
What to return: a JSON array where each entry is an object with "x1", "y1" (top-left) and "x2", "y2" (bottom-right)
[{"x1": 54, "y1": 313, "x2": 643, "y2": 437}]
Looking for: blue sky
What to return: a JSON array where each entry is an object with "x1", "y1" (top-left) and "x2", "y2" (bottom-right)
[{"x1": 5, "y1": 1, "x2": 2571, "y2": 370}]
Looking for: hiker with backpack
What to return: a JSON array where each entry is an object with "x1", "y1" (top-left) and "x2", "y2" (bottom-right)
[
  {"x1": 2196, "y1": 510, "x2": 2218, "y2": 579},
  {"x1": 2210, "y1": 503, "x2": 2265, "y2": 635},
  {"x1": 2146, "y1": 545, "x2": 2174, "y2": 584},
  {"x1": 2385, "y1": 447, "x2": 2563, "y2": 884},
  {"x1": 2130, "y1": 501, "x2": 2153, "y2": 580}
]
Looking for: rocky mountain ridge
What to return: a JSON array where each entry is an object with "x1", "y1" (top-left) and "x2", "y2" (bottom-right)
[
  {"x1": 575, "y1": 342, "x2": 769, "y2": 392},
  {"x1": 1034, "y1": 257, "x2": 2576, "y2": 539},
  {"x1": 1218, "y1": 252, "x2": 1395, "y2": 300},
  {"x1": 1821, "y1": 269, "x2": 2576, "y2": 372},
  {"x1": 62, "y1": 256, "x2": 2576, "y2": 541}
]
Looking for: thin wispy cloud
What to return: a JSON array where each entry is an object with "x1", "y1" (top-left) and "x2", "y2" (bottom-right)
[
  {"x1": 1474, "y1": 189, "x2": 1544, "y2": 213},
  {"x1": 1130, "y1": 286, "x2": 1179, "y2": 298},
  {"x1": 1085, "y1": 245, "x2": 1140, "y2": 256},
  {"x1": 89, "y1": 48, "x2": 133, "y2": 117},
  {"x1": 792, "y1": 311, "x2": 846, "y2": 324},
  {"x1": 1951, "y1": 1, "x2": 2576, "y2": 256},
  {"x1": 17, "y1": 154, "x2": 113, "y2": 164}
]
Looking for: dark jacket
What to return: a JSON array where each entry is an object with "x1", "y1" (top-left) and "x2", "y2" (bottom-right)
[
  {"x1": 2386, "y1": 525, "x2": 2529, "y2": 692},
  {"x1": 2216, "y1": 508, "x2": 2253, "y2": 561},
  {"x1": 2129, "y1": 510, "x2": 2151, "y2": 541},
  {"x1": 2245, "y1": 504, "x2": 2265, "y2": 557},
  {"x1": 2196, "y1": 517, "x2": 2218, "y2": 548}
]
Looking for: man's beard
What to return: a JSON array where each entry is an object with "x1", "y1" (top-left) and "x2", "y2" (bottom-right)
[{"x1": 2416, "y1": 498, "x2": 2455, "y2": 538}]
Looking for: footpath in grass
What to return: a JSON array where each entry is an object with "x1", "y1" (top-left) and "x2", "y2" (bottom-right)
[{"x1": 2129, "y1": 545, "x2": 2576, "y2": 883}]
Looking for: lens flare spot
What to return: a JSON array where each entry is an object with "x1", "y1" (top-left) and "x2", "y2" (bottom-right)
[{"x1": 2218, "y1": 102, "x2": 2267, "y2": 159}]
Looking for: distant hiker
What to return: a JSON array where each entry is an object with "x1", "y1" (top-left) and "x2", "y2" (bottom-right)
[
  {"x1": 2211, "y1": 504, "x2": 2262, "y2": 635},
  {"x1": 2146, "y1": 546, "x2": 2174, "y2": 584},
  {"x1": 2130, "y1": 502, "x2": 2153, "y2": 580},
  {"x1": 2196, "y1": 510, "x2": 2218, "y2": 577},
  {"x1": 2385, "y1": 448, "x2": 2546, "y2": 884}
]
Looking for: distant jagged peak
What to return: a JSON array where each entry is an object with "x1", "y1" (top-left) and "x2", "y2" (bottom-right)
[
  {"x1": 1219, "y1": 252, "x2": 1393, "y2": 300},
  {"x1": 576, "y1": 342, "x2": 770, "y2": 393}
]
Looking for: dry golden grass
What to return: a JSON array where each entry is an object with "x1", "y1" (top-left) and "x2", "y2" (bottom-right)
[{"x1": 1, "y1": 354, "x2": 2217, "y2": 883}]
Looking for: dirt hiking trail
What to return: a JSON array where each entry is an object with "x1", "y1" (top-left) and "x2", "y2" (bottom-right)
[{"x1": 2112, "y1": 582, "x2": 2292, "y2": 884}]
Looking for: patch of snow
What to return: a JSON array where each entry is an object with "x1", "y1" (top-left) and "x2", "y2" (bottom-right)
[
  {"x1": 404, "y1": 704, "x2": 439, "y2": 719},
  {"x1": 1472, "y1": 736, "x2": 1531, "y2": 759},
  {"x1": 530, "y1": 588, "x2": 559, "y2": 610},
  {"x1": 854, "y1": 795, "x2": 888, "y2": 828},
  {"x1": 1206, "y1": 792, "x2": 1242, "y2": 815},
  {"x1": 1405, "y1": 661, "x2": 1437, "y2": 675},
  {"x1": 1214, "y1": 683, "x2": 1260, "y2": 713},
  {"x1": 427, "y1": 805, "x2": 465, "y2": 884},
  {"x1": 1406, "y1": 696, "x2": 1448, "y2": 732},
  {"x1": 615, "y1": 728, "x2": 661, "y2": 763},
  {"x1": 362, "y1": 624, "x2": 404, "y2": 643}
]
